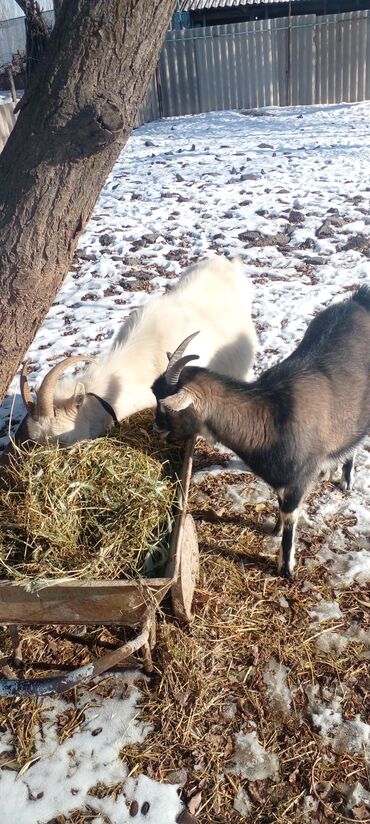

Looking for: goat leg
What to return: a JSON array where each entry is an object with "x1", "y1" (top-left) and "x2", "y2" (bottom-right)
[
  {"x1": 339, "y1": 453, "x2": 355, "y2": 492},
  {"x1": 273, "y1": 489, "x2": 284, "y2": 536},
  {"x1": 277, "y1": 485, "x2": 305, "y2": 579}
]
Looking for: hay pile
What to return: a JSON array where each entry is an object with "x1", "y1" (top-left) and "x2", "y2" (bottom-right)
[{"x1": 0, "y1": 411, "x2": 181, "y2": 585}]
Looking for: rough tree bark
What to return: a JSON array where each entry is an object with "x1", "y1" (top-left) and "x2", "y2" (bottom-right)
[
  {"x1": 0, "y1": 0, "x2": 175, "y2": 403},
  {"x1": 15, "y1": 1, "x2": 50, "y2": 84}
]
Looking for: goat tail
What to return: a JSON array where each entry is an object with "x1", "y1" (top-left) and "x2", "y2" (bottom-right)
[{"x1": 352, "y1": 285, "x2": 370, "y2": 312}]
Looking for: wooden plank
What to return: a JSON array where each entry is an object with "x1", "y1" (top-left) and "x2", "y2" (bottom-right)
[{"x1": 0, "y1": 579, "x2": 170, "y2": 625}]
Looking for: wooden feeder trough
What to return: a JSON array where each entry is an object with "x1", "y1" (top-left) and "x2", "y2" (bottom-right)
[{"x1": 0, "y1": 436, "x2": 199, "y2": 697}]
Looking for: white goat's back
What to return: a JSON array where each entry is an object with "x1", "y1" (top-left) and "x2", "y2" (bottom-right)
[
  {"x1": 113, "y1": 255, "x2": 256, "y2": 380},
  {"x1": 27, "y1": 255, "x2": 257, "y2": 442}
]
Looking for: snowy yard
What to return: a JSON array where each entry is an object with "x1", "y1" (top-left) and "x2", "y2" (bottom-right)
[{"x1": 0, "y1": 102, "x2": 370, "y2": 823}]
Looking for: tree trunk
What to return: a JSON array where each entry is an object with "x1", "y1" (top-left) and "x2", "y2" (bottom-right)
[
  {"x1": 24, "y1": 1, "x2": 51, "y2": 84},
  {"x1": 53, "y1": 0, "x2": 63, "y2": 18},
  {"x1": 0, "y1": 0, "x2": 175, "y2": 403}
]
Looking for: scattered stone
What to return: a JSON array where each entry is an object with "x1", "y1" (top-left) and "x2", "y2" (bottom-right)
[
  {"x1": 316, "y1": 221, "x2": 333, "y2": 239},
  {"x1": 240, "y1": 173, "x2": 258, "y2": 181},
  {"x1": 76, "y1": 251, "x2": 97, "y2": 262},
  {"x1": 99, "y1": 233, "x2": 114, "y2": 247},
  {"x1": 144, "y1": 139, "x2": 155, "y2": 146},
  {"x1": 175, "y1": 173, "x2": 185, "y2": 182},
  {"x1": 303, "y1": 255, "x2": 325, "y2": 265},
  {"x1": 129, "y1": 800, "x2": 139, "y2": 816},
  {"x1": 258, "y1": 142, "x2": 273, "y2": 149},
  {"x1": 288, "y1": 209, "x2": 304, "y2": 223},
  {"x1": 326, "y1": 214, "x2": 345, "y2": 227},
  {"x1": 238, "y1": 230, "x2": 289, "y2": 248},
  {"x1": 342, "y1": 234, "x2": 370, "y2": 255},
  {"x1": 167, "y1": 768, "x2": 188, "y2": 786}
]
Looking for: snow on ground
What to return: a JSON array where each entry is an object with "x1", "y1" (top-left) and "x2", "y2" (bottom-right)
[
  {"x1": 306, "y1": 683, "x2": 370, "y2": 756},
  {"x1": 1, "y1": 100, "x2": 370, "y2": 820},
  {"x1": 0, "y1": 673, "x2": 182, "y2": 824},
  {"x1": 228, "y1": 730, "x2": 280, "y2": 781}
]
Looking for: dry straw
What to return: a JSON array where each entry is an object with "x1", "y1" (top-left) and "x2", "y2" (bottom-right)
[{"x1": 0, "y1": 411, "x2": 181, "y2": 585}]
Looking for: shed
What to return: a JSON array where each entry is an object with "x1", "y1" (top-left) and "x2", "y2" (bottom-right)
[{"x1": 177, "y1": 0, "x2": 370, "y2": 26}]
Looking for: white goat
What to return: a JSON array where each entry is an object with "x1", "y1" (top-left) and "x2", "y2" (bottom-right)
[{"x1": 21, "y1": 256, "x2": 257, "y2": 444}]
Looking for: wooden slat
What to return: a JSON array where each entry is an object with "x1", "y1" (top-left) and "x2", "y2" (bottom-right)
[{"x1": 0, "y1": 579, "x2": 170, "y2": 626}]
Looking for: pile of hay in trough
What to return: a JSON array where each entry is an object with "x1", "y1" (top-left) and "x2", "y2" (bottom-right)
[{"x1": 0, "y1": 411, "x2": 181, "y2": 585}]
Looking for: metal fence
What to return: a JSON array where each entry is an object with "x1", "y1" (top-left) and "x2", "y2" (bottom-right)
[
  {"x1": 0, "y1": 10, "x2": 54, "y2": 69},
  {"x1": 157, "y1": 10, "x2": 370, "y2": 115},
  {"x1": 1, "y1": 9, "x2": 370, "y2": 149},
  {"x1": 0, "y1": 99, "x2": 16, "y2": 151}
]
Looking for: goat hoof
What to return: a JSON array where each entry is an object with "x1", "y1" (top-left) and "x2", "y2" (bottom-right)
[{"x1": 278, "y1": 565, "x2": 293, "y2": 580}]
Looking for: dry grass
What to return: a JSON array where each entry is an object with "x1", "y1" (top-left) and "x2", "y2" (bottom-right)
[
  {"x1": 0, "y1": 442, "x2": 369, "y2": 823},
  {"x1": 0, "y1": 411, "x2": 181, "y2": 584}
]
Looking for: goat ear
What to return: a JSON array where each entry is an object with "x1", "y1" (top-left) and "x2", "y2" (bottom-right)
[
  {"x1": 73, "y1": 382, "x2": 86, "y2": 408},
  {"x1": 162, "y1": 389, "x2": 192, "y2": 412}
]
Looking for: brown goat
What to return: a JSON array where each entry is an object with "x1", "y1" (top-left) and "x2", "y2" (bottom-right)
[{"x1": 152, "y1": 288, "x2": 370, "y2": 578}]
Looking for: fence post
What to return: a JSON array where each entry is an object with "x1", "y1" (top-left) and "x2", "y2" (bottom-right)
[
  {"x1": 7, "y1": 67, "x2": 17, "y2": 104},
  {"x1": 287, "y1": 0, "x2": 293, "y2": 106},
  {"x1": 155, "y1": 64, "x2": 163, "y2": 119}
]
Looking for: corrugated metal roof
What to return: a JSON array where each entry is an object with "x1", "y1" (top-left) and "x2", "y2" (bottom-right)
[{"x1": 181, "y1": 0, "x2": 304, "y2": 9}]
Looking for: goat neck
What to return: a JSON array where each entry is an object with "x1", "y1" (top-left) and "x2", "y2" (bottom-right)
[{"x1": 183, "y1": 370, "x2": 275, "y2": 454}]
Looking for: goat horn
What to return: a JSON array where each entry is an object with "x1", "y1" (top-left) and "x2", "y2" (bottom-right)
[
  {"x1": 165, "y1": 331, "x2": 200, "y2": 386},
  {"x1": 36, "y1": 356, "x2": 95, "y2": 418},
  {"x1": 20, "y1": 361, "x2": 36, "y2": 415}
]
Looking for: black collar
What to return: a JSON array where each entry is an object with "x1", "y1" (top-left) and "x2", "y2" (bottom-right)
[{"x1": 86, "y1": 392, "x2": 118, "y2": 424}]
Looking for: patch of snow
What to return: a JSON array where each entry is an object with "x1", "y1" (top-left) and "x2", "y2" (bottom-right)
[
  {"x1": 306, "y1": 684, "x2": 343, "y2": 740},
  {"x1": 309, "y1": 599, "x2": 342, "y2": 623},
  {"x1": 332, "y1": 716, "x2": 370, "y2": 756},
  {"x1": 233, "y1": 787, "x2": 253, "y2": 818},
  {"x1": 306, "y1": 685, "x2": 370, "y2": 757},
  {"x1": 0, "y1": 676, "x2": 182, "y2": 824},
  {"x1": 315, "y1": 622, "x2": 370, "y2": 657},
  {"x1": 302, "y1": 794, "x2": 319, "y2": 820},
  {"x1": 336, "y1": 780, "x2": 370, "y2": 813},
  {"x1": 263, "y1": 658, "x2": 292, "y2": 715},
  {"x1": 315, "y1": 631, "x2": 349, "y2": 656},
  {"x1": 228, "y1": 731, "x2": 279, "y2": 781},
  {"x1": 318, "y1": 548, "x2": 370, "y2": 587}
]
